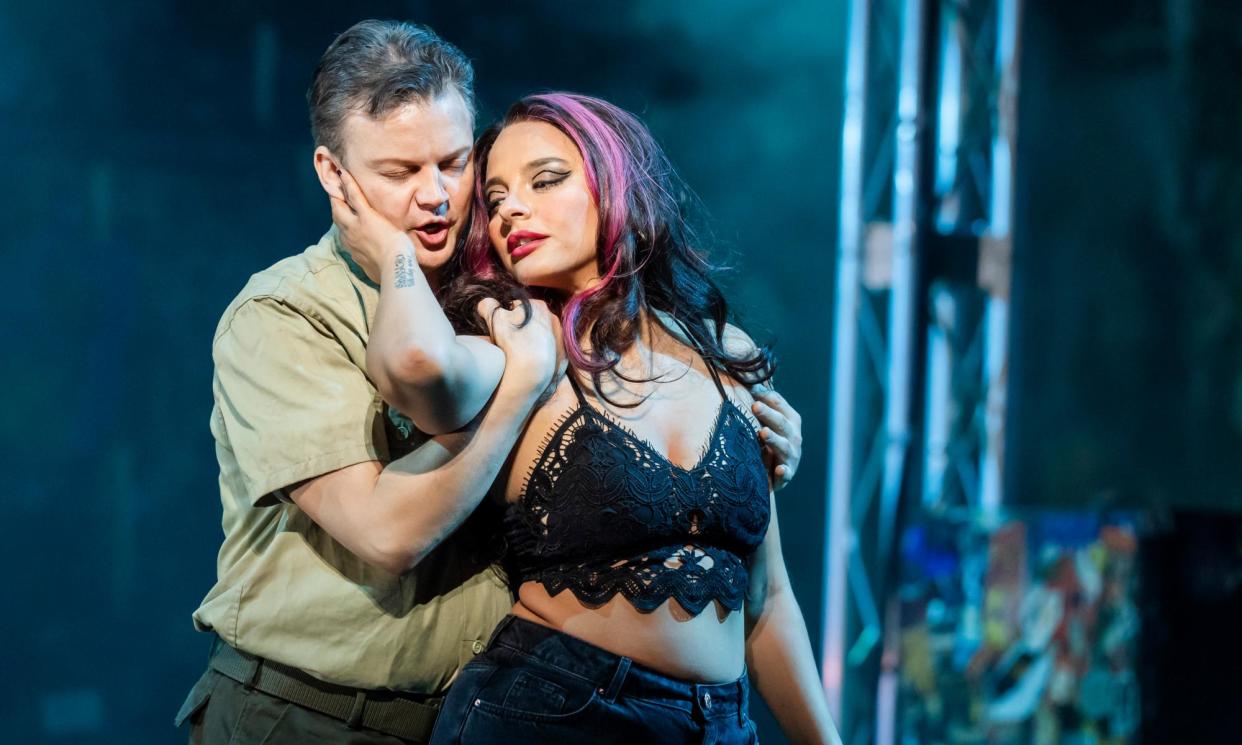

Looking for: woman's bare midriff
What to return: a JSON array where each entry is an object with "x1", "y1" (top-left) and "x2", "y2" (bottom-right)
[{"x1": 512, "y1": 581, "x2": 746, "y2": 683}]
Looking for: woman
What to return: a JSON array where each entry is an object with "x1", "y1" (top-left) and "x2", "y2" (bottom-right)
[{"x1": 342, "y1": 93, "x2": 836, "y2": 745}]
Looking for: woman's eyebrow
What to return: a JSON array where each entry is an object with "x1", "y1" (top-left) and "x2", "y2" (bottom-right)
[
  {"x1": 524, "y1": 156, "x2": 569, "y2": 171},
  {"x1": 485, "y1": 157, "x2": 571, "y2": 190}
]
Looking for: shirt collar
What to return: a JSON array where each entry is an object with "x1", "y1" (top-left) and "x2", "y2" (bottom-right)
[
  {"x1": 330, "y1": 226, "x2": 381, "y2": 291},
  {"x1": 326, "y1": 226, "x2": 380, "y2": 330}
]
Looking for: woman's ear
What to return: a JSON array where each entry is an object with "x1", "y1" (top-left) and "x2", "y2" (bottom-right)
[{"x1": 313, "y1": 146, "x2": 345, "y2": 200}]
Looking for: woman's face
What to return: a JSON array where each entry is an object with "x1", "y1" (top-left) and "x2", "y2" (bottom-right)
[{"x1": 483, "y1": 120, "x2": 601, "y2": 294}]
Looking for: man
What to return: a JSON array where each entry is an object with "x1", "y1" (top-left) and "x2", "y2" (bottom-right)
[{"x1": 177, "y1": 19, "x2": 805, "y2": 745}]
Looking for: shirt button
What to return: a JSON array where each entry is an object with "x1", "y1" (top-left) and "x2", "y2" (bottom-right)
[
  {"x1": 702, "y1": 692, "x2": 712, "y2": 709},
  {"x1": 471, "y1": 640, "x2": 485, "y2": 654}
]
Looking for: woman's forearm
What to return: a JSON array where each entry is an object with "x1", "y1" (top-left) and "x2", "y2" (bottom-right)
[{"x1": 746, "y1": 588, "x2": 842, "y2": 745}]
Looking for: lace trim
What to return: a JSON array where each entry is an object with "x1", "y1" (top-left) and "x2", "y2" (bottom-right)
[
  {"x1": 516, "y1": 406, "x2": 582, "y2": 506},
  {"x1": 534, "y1": 545, "x2": 751, "y2": 614},
  {"x1": 580, "y1": 398, "x2": 730, "y2": 474}
]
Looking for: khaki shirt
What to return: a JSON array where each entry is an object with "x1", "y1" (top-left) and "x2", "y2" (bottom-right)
[{"x1": 193, "y1": 228, "x2": 512, "y2": 692}]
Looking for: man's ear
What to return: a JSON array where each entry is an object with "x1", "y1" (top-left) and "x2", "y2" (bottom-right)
[{"x1": 313, "y1": 146, "x2": 345, "y2": 200}]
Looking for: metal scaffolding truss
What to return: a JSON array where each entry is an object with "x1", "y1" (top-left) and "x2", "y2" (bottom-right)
[{"x1": 822, "y1": 0, "x2": 1022, "y2": 743}]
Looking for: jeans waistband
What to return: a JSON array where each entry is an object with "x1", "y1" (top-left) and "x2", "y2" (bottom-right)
[{"x1": 485, "y1": 615, "x2": 748, "y2": 722}]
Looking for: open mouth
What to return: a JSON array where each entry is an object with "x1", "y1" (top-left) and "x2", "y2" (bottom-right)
[{"x1": 411, "y1": 222, "x2": 451, "y2": 250}]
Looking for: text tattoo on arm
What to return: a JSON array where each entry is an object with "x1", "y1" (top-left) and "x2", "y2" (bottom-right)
[{"x1": 394, "y1": 252, "x2": 416, "y2": 289}]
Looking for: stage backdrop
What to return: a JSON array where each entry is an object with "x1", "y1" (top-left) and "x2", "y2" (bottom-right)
[{"x1": 1, "y1": 2, "x2": 846, "y2": 743}]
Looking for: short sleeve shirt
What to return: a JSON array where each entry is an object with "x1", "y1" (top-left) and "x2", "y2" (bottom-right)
[{"x1": 192, "y1": 228, "x2": 512, "y2": 692}]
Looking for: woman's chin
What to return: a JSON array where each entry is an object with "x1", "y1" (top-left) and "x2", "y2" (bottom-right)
[{"x1": 511, "y1": 267, "x2": 567, "y2": 292}]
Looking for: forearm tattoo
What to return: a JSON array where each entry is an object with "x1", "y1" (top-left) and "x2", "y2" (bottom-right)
[{"x1": 393, "y1": 252, "x2": 416, "y2": 289}]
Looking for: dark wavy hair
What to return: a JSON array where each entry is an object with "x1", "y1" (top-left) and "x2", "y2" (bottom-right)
[{"x1": 443, "y1": 92, "x2": 775, "y2": 402}]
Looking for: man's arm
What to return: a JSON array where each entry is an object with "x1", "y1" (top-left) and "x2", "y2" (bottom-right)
[
  {"x1": 367, "y1": 240, "x2": 505, "y2": 435},
  {"x1": 330, "y1": 168, "x2": 503, "y2": 435},
  {"x1": 288, "y1": 363, "x2": 538, "y2": 575},
  {"x1": 288, "y1": 295, "x2": 561, "y2": 574}
]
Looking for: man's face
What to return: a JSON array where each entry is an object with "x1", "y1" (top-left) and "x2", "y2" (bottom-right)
[{"x1": 336, "y1": 90, "x2": 474, "y2": 274}]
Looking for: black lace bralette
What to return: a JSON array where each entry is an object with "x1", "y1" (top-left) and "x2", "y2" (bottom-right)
[{"x1": 501, "y1": 360, "x2": 771, "y2": 615}]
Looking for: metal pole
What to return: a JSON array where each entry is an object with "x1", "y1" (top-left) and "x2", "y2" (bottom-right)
[
  {"x1": 979, "y1": 0, "x2": 1022, "y2": 517},
  {"x1": 879, "y1": 0, "x2": 928, "y2": 580},
  {"x1": 874, "y1": 0, "x2": 930, "y2": 742},
  {"x1": 823, "y1": 0, "x2": 873, "y2": 726}
]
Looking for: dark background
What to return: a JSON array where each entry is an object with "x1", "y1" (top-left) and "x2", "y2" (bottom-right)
[
  {"x1": 2, "y1": 1, "x2": 844, "y2": 742},
  {"x1": 5, "y1": 0, "x2": 1242, "y2": 743}
]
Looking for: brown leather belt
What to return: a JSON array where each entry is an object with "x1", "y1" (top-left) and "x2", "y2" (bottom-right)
[{"x1": 209, "y1": 639, "x2": 441, "y2": 743}]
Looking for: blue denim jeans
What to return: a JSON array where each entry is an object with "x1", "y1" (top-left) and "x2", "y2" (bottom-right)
[{"x1": 429, "y1": 615, "x2": 759, "y2": 745}]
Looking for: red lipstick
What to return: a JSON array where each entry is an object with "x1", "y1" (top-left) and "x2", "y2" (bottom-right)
[{"x1": 507, "y1": 230, "x2": 548, "y2": 260}]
